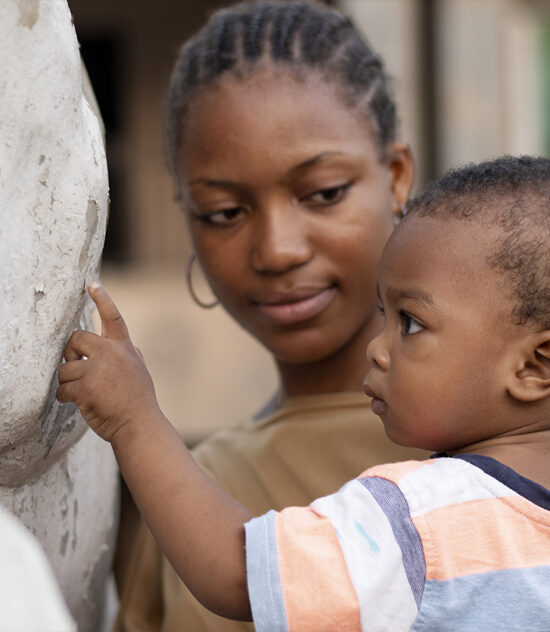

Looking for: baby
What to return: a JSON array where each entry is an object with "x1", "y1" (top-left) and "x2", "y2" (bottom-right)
[{"x1": 58, "y1": 155, "x2": 550, "y2": 630}]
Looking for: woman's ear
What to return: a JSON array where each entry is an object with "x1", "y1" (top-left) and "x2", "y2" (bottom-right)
[
  {"x1": 507, "y1": 331, "x2": 550, "y2": 402},
  {"x1": 386, "y1": 141, "x2": 414, "y2": 218}
]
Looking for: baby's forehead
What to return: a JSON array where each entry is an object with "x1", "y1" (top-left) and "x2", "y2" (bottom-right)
[
  {"x1": 381, "y1": 214, "x2": 501, "y2": 286},
  {"x1": 389, "y1": 213, "x2": 491, "y2": 256},
  {"x1": 379, "y1": 215, "x2": 519, "y2": 326},
  {"x1": 388, "y1": 157, "x2": 550, "y2": 330}
]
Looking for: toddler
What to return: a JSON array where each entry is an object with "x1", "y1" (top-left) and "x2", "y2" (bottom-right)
[{"x1": 58, "y1": 155, "x2": 550, "y2": 631}]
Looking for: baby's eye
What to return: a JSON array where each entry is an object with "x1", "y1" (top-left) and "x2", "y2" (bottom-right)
[
  {"x1": 376, "y1": 303, "x2": 385, "y2": 317},
  {"x1": 303, "y1": 183, "x2": 351, "y2": 206},
  {"x1": 199, "y1": 207, "x2": 245, "y2": 226},
  {"x1": 400, "y1": 312, "x2": 423, "y2": 335}
]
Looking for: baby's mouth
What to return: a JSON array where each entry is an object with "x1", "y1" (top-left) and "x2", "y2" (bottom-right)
[{"x1": 362, "y1": 383, "x2": 387, "y2": 417}]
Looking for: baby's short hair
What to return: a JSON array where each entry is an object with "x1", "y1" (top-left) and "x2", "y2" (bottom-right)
[{"x1": 405, "y1": 155, "x2": 550, "y2": 329}]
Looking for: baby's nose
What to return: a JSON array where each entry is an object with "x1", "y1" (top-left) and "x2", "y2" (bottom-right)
[{"x1": 366, "y1": 332, "x2": 390, "y2": 371}]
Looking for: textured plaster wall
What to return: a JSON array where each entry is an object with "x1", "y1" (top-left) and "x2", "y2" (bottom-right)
[{"x1": 0, "y1": 1, "x2": 119, "y2": 629}]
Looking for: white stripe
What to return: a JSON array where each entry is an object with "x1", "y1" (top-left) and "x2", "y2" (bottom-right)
[
  {"x1": 312, "y1": 480, "x2": 418, "y2": 631},
  {"x1": 398, "y1": 459, "x2": 517, "y2": 517}
]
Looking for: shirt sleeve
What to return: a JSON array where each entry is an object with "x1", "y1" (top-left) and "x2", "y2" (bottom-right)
[
  {"x1": 245, "y1": 477, "x2": 422, "y2": 632},
  {"x1": 0, "y1": 507, "x2": 76, "y2": 632}
]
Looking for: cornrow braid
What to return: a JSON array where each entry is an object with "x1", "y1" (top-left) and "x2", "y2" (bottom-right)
[{"x1": 166, "y1": 0, "x2": 398, "y2": 176}]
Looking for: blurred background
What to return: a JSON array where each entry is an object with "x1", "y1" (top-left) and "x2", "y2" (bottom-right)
[{"x1": 68, "y1": 0, "x2": 550, "y2": 445}]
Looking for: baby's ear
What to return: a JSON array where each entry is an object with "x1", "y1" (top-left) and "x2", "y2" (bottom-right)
[{"x1": 507, "y1": 331, "x2": 550, "y2": 402}]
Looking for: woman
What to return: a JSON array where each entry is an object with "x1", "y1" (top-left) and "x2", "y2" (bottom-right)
[{"x1": 116, "y1": 2, "x2": 427, "y2": 629}]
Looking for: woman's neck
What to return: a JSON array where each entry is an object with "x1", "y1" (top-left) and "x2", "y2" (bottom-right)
[{"x1": 276, "y1": 319, "x2": 377, "y2": 400}]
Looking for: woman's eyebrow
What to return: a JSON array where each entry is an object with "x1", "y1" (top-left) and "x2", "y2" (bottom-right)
[
  {"x1": 291, "y1": 151, "x2": 346, "y2": 171},
  {"x1": 188, "y1": 177, "x2": 239, "y2": 189},
  {"x1": 188, "y1": 151, "x2": 349, "y2": 188}
]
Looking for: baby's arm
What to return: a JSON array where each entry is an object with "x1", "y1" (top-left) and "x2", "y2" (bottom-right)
[{"x1": 56, "y1": 284, "x2": 252, "y2": 621}]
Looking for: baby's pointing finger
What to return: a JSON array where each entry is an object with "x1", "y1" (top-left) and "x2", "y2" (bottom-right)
[{"x1": 88, "y1": 282, "x2": 129, "y2": 341}]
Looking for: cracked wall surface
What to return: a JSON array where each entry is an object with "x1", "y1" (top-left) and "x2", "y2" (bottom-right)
[{"x1": 0, "y1": 1, "x2": 119, "y2": 629}]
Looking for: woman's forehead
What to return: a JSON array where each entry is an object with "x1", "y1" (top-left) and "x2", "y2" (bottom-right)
[{"x1": 179, "y1": 66, "x2": 378, "y2": 154}]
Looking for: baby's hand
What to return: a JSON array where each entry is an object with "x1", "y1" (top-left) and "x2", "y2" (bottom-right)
[{"x1": 57, "y1": 283, "x2": 160, "y2": 443}]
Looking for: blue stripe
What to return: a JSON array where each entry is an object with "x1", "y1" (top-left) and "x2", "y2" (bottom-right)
[
  {"x1": 245, "y1": 511, "x2": 289, "y2": 632},
  {"x1": 359, "y1": 477, "x2": 425, "y2": 608},
  {"x1": 411, "y1": 566, "x2": 550, "y2": 631},
  {"x1": 452, "y1": 453, "x2": 550, "y2": 510}
]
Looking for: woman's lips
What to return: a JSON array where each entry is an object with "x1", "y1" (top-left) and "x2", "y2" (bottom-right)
[{"x1": 254, "y1": 286, "x2": 337, "y2": 326}]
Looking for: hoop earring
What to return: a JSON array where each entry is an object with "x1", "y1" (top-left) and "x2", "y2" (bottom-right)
[
  {"x1": 393, "y1": 206, "x2": 406, "y2": 227},
  {"x1": 185, "y1": 253, "x2": 219, "y2": 309}
]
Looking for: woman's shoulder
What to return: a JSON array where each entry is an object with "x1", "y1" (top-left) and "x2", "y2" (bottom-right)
[
  {"x1": 191, "y1": 391, "x2": 372, "y2": 460},
  {"x1": 190, "y1": 391, "x2": 428, "y2": 512}
]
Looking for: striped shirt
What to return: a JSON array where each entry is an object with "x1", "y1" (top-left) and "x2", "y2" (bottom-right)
[{"x1": 245, "y1": 455, "x2": 550, "y2": 631}]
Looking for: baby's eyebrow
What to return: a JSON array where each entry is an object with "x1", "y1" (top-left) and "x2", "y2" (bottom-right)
[{"x1": 387, "y1": 287, "x2": 435, "y2": 308}]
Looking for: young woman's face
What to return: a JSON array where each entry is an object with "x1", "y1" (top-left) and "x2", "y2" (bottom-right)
[{"x1": 178, "y1": 68, "x2": 413, "y2": 364}]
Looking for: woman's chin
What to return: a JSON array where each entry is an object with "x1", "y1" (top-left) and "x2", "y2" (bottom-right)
[{"x1": 266, "y1": 332, "x2": 343, "y2": 366}]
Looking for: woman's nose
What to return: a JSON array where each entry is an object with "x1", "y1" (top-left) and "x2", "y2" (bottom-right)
[
  {"x1": 366, "y1": 330, "x2": 390, "y2": 371},
  {"x1": 251, "y1": 205, "x2": 312, "y2": 274}
]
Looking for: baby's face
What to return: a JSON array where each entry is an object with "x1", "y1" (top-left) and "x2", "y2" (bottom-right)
[{"x1": 363, "y1": 215, "x2": 525, "y2": 452}]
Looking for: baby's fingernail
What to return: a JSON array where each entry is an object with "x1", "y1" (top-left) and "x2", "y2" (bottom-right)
[{"x1": 89, "y1": 281, "x2": 102, "y2": 291}]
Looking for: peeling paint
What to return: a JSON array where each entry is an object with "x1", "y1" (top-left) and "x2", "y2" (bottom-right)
[
  {"x1": 60, "y1": 530, "x2": 69, "y2": 556},
  {"x1": 71, "y1": 499, "x2": 78, "y2": 551},
  {"x1": 61, "y1": 494, "x2": 68, "y2": 519},
  {"x1": 78, "y1": 199, "x2": 99, "y2": 269},
  {"x1": 39, "y1": 370, "x2": 80, "y2": 453},
  {"x1": 84, "y1": 544, "x2": 110, "y2": 628},
  {"x1": 18, "y1": 0, "x2": 40, "y2": 29},
  {"x1": 34, "y1": 288, "x2": 45, "y2": 304}
]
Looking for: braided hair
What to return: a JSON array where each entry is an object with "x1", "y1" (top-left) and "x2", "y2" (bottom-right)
[{"x1": 166, "y1": 0, "x2": 398, "y2": 176}]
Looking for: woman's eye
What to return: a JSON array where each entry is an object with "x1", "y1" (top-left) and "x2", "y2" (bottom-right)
[
  {"x1": 304, "y1": 183, "x2": 350, "y2": 206},
  {"x1": 400, "y1": 312, "x2": 423, "y2": 335},
  {"x1": 199, "y1": 207, "x2": 245, "y2": 226}
]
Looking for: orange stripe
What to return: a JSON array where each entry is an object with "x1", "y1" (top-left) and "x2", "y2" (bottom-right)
[
  {"x1": 276, "y1": 507, "x2": 361, "y2": 632},
  {"x1": 415, "y1": 495, "x2": 550, "y2": 580},
  {"x1": 359, "y1": 458, "x2": 434, "y2": 483}
]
